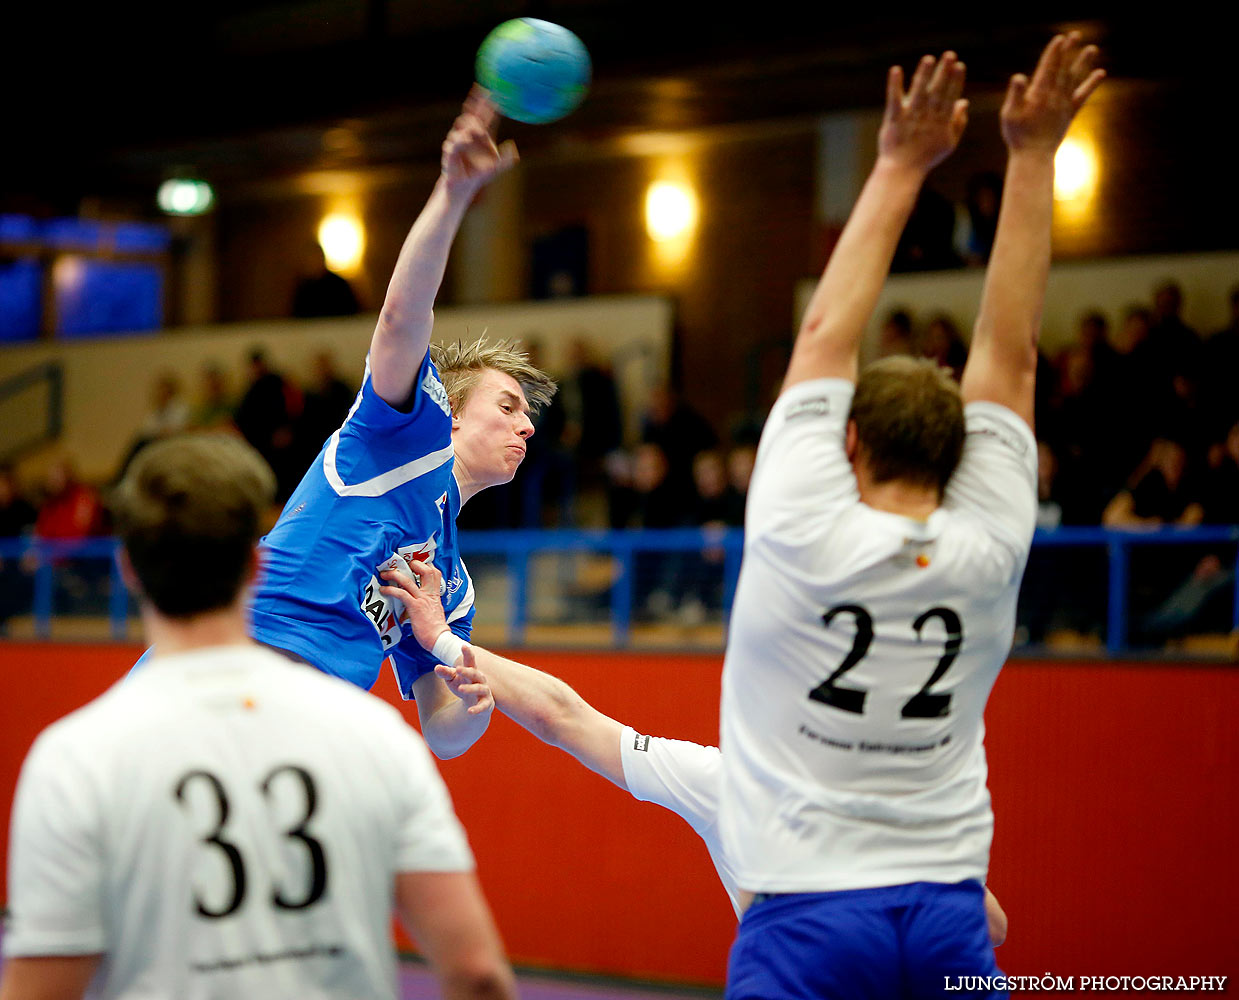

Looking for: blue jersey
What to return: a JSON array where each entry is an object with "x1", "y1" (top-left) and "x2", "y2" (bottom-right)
[{"x1": 249, "y1": 353, "x2": 475, "y2": 698}]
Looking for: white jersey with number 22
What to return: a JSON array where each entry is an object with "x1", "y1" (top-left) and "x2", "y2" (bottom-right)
[{"x1": 720, "y1": 378, "x2": 1037, "y2": 894}]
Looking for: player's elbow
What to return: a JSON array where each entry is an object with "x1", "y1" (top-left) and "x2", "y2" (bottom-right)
[
  {"x1": 427, "y1": 740, "x2": 462, "y2": 761},
  {"x1": 377, "y1": 304, "x2": 433, "y2": 343},
  {"x1": 439, "y1": 958, "x2": 517, "y2": 1000},
  {"x1": 422, "y1": 726, "x2": 480, "y2": 762}
]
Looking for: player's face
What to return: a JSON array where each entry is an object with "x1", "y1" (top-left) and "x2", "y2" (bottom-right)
[{"x1": 451, "y1": 369, "x2": 534, "y2": 489}]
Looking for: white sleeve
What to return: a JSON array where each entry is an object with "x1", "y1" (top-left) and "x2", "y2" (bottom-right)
[
  {"x1": 619, "y1": 726, "x2": 721, "y2": 838},
  {"x1": 619, "y1": 729, "x2": 745, "y2": 917},
  {"x1": 745, "y1": 379, "x2": 858, "y2": 541},
  {"x1": 392, "y1": 724, "x2": 475, "y2": 873},
  {"x1": 3, "y1": 733, "x2": 107, "y2": 957},
  {"x1": 942, "y1": 401, "x2": 1039, "y2": 575}
]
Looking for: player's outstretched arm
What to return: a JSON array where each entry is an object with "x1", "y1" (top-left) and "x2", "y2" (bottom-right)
[
  {"x1": 784, "y1": 52, "x2": 967, "y2": 389},
  {"x1": 960, "y1": 33, "x2": 1104, "y2": 429},
  {"x1": 383, "y1": 562, "x2": 628, "y2": 787},
  {"x1": 396, "y1": 870, "x2": 517, "y2": 1000},
  {"x1": 369, "y1": 88, "x2": 518, "y2": 408}
]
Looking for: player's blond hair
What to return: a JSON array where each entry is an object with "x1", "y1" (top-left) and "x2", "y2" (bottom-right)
[
  {"x1": 431, "y1": 335, "x2": 557, "y2": 416},
  {"x1": 110, "y1": 434, "x2": 275, "y2": 617},
  {"x1": 849, "y1": 356, "x2": 965, "y2": 497}
]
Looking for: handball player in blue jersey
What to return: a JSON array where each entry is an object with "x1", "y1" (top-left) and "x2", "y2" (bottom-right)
[
  {"x1": 134, "y1": 90, "x2": 556, "y2": 760},
  {"x1": 254, "y1": 89, "x2": 554, "y2": 758}
]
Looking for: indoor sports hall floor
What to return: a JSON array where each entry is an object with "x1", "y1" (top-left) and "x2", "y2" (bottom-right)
[
  {"x1": 0, "y1": 931, "x2": 722, "y2": 999},
  {"x1": 400, "y1": 961, "x2": 721, "y2": 998}
]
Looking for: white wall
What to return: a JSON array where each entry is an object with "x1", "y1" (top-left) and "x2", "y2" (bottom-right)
[
  {"x1": 795, "y1": 251, "x2": 1239, "y2": 361},
  {"x1": 0, "y1": 295, "x2": 674, "y2": 483}
]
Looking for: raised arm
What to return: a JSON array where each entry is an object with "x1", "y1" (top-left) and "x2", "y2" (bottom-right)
[
  {"x1": 383, "y1": 563, "x2": 627, "y2": 787},
  {"x1": 369, "y1": 89, "x2": 518, "y2": 407},
  {"x1": 784, "y1": 52, "x2": 968, "y2": 389},
  {"x1": 960, "y1": 33, "x2": 1104, "y2": 428}
]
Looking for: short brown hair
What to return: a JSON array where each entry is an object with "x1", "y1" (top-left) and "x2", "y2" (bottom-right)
[
  {"x1": 431, "y1": 335, "x2": 557, "y2": 416},
  {"x1": 110, "y1": 435, "x2": 275, "y2": 618},
  {"x1": 849, "y1": 356, "x2": 964, "y2": 496}
]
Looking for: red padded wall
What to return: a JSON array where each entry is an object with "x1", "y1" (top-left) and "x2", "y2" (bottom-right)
[{"x1": 1, "y1": 644, "x2": 1235, "y2": 986}]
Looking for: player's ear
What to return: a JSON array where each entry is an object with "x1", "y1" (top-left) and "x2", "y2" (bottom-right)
[{"x1": 845, "y1": 420, "x2": 859, "y2": 461}]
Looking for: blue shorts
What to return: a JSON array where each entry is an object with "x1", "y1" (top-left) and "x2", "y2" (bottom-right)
[{"x1": 726, "y1": 880, "x2": 1004, "y2": 1000}]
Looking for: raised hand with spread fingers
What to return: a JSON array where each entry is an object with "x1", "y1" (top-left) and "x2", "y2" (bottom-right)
[
  {"x1": 785, "y1": 50, "x2": 969, "y2": 386},
  {"x1": 961, "y1": 32, "x2": 1106, "y2": 429},
  {"x1": 1000, "y1": 32, "x2": 1105, "y2": 154},
  {"x1": 879, "y1": 50, "x2": 970, "y2": 173}
]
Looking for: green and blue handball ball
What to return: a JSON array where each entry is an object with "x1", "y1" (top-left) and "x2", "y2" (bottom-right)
[{"x1": 475, "y1": 18, "x2": 591, "y2": 124}]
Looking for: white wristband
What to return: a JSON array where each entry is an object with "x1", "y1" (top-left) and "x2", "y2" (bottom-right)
[{"x1": 432, "y1": 630, "x2": 466, "y2": 666}]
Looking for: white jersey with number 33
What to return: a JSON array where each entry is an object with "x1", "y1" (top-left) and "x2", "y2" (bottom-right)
[
  {"x1": 4, "y1": 645, "x2": 473, "y2": 1000},
  {"x1": 720, "y1": 378, "x2": 1037, "y2": 893}
]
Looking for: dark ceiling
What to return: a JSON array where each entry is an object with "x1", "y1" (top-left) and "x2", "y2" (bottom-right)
[{"x1": 2, "y1": 3, "x2": 1223, "y2": 209}]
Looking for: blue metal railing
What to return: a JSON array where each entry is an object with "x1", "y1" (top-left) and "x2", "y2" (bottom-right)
[{"x1": 2, "y1": 527, "x2": 1236, "y2": 655}]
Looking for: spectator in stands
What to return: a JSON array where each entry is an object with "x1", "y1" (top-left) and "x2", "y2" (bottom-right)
[
  {"x1": 140, "y1": 373, "x2": 191, "y2": 439},
  {"x1": 0, "y1": 465, "x2": 36, "y2": 634},
  {"x1": 1045, "y1": 343, "x2": 1109, "y2": 521},
  {"x1": 877, "y1": 309, "x2": 915, "y2": 358},
  {"x1": 1016, "y1": 443, "x2": 1066, "y2": 645},
  {"x1": 1200, "y1": 420, "x2": 1239, "y2": 526},
  {"x1": 1201, "y1": 285, "x2": 1239, "y2": 438},
  {"x1": 678, "y1": 449, "x2": 746, "y2": 622},
  {"x1": 1076, "y1": 310, "x2": 1117, "y2": 384},
  {"x1": 1097, "y1": 305, "x2": 1162, "y2": 493},
  {"x1": 641, "y1": 384, "x2": 717, "y2": 512},
  {"x1": 298, "y1": 350, "x2": 356, "y2": 454},
  {"x1": 0, "y1": 464, "x2": 35, "y2": 538},
  {"x1": 954, "y1": 171, "x2": 1002, "y2": 265},
  {"x1": 1134, "y1": 281, "x2": 1203, "y2": 386},
  {"x1": 629, "y1": 443, "x2": 681, "y2": 530},
  {"x1": 1140, "y1": 420, "x2": 1239, "y2": 641},
  {"x1": 1103, "y1": 438, "x2": 1206, "y2": 648},
  {"x1": 916, "y1": 313, "x2": 968, "y2": 381},
  {"x1": 193, "y1": 363, "x2": 235, "y2": 431},
  {"x1": 626, "y1": 442, "x2": 684, "y2": 619},
  {"x1": 32, "y1": 458, "x2": 107, "y2": 614},
  {"x1": 118, "y1": 373, "x2": 191, "y2": 476},
  {"x1": 1111, "y1": 303, "x2": 1152, "y2": 365},
  {"x1": 689, "y1": 450, "x2": 736, "y2": 528},
  {"x1": 893, "y1": 187, "x2": 960, "y2": 272},
  {"x1": 34, "y1": 459, "x2": 104, "y2": 541},
  {"x1": 291, "y1": 241, "x2": 361, "y2": 318},
  {"x1": 1103, "y1": 438, "x2": 1202, "y2": 529},
  {"x1": 559, "y1": 336, "x2": 623, "y2": 501},
  {"x1": 1164, "y1": 366, "x2": 1211, "y2": 463},
  {"x1": 235, "y1": 349, "x2": 303, "y2": 503},
  {"x1": 726, "y1": 444, "x2": 756, "y2": 507}
]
